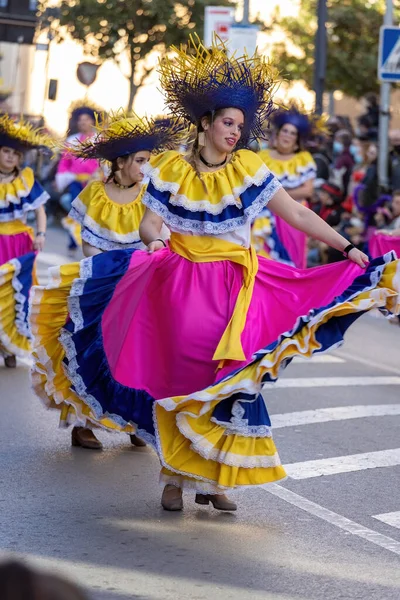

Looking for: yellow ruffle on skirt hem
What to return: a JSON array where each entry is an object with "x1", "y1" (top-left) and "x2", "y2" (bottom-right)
[
  {"x1": 0, "y1": 259, "x2": 32, "y2": 357},
  {"x1": 29, "y1": 251, "x2": 400, "y2": 493}
]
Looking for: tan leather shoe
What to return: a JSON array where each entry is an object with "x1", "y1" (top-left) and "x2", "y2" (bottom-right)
[
  {"x1": 71, "y1": 426, "x2": 103, "y2": 450},
  {"x1": 161, "y1": 485, "x2": 183, "y2": 511},
  {"x1": 195, "y1": 493, "x2": 237, "y2": 511},
  {"x1": 130, "y1": 434, "x2": 146, "y2": 447},
  {"x1": 4, "y1": 355, "x2": 16, "y2": 368}
]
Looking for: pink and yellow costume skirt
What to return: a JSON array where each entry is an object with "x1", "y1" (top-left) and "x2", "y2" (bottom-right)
[{"x1": 30, "y1": 234, "x2": 400, "y2": 492}]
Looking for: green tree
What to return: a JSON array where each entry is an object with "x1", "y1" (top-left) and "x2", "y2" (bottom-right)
[
  {"x1": 269, "y1": 0, "x2": 399, "y2": 98},
  {"x1": 39, "y1": 0, "x2": 234, "y2": 110}
]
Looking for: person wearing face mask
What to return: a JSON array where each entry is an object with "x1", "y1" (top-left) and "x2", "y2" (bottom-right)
[
  {"x1": 30, "y1": 36, "x2": 399, "y2": 513},
  {"x1": 333, "y1": 130, "x2": 355, "y2": 196},
  {"x1": 256, "y1": 103, "x2": 318, "y2": 267},
  {"x1": 0, "y1": 115, "x2": 52, "y2": 368},
  {"x1": 32, "y1": 113, "x2": 179, "y2": 450}
]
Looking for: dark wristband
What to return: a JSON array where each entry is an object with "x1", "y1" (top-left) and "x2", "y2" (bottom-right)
[
  {"x1": 343, "y1": 243, "x2": 355, "y2": 257},
  {"x1": 36, "y1": 232, "x2": 46, "y2": 237},
  {"x1": 154, "y1": 238, "x2": 167, "y2": 247}
]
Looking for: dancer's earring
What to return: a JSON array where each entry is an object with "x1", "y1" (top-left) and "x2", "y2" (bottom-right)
[{"x1": 198, "y1": 131, "x2": 206, "y2": 148}]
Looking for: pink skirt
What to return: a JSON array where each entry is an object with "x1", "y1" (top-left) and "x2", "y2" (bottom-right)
[
  {"x1": 0, "y1": 232, "x2": 33, "y2": 265},
  {"x1": 103, "y1": 249, "x2": 365, "y2": 399},
  {"x1": 369, "y1": 234, "x2": 400, "y2": 259},
  {"x1": 275, "y1": 215, "x2": 307, "y2": 269}
]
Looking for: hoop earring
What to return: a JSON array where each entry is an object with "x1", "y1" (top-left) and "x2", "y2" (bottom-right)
[{"x1": 198, "y1": 131, "x2": 206, "y2": 148}]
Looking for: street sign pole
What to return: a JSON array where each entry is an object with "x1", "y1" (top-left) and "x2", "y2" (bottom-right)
[
  {"x1": 242, "y1": 0, "x2": 250, "y2": 25},
  {"x1": 378, "y1": 0, "x2": 394, "y2": 190},
  {"x1": 314, "y1": 0, "x2": 327, "y2": 115}
]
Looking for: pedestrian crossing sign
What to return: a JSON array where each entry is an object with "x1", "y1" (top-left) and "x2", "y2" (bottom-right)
[{"x1": 378, "y1": 26, "x2": 400, "y2": 81}]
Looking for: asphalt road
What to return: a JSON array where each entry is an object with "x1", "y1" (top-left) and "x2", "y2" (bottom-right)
[{"x1": 0, "y1": 227, "x2": 399, "y2": 600}]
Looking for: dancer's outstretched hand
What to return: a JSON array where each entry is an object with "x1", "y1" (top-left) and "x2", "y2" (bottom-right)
[
  {"x1": 147, "y1": 240, "x2": 165, "y2": 254},
  {"x1": 348, "y1": 247, "x2": 369, "y2": 268}
]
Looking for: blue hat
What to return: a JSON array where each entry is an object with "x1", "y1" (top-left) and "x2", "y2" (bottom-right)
[
  {"x1": 64, "y1": 113, "x2": 188, "y2": 162},
  {"x1": 159, "y1": 35, "x2": 279, "y2": 148},
  {"x1": 272, "y1": 102, "x2": 314, "y2": 140}
]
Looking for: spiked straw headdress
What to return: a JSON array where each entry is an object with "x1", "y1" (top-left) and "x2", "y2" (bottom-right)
[
  {"x1": 63, "y1": 112, "x2": 188, "y2": 162},
  {"x1": 158, "y1": 35, "x2": 279, "y2": 148},
  {"x1": 0, "y1": 114, "x2": 53, "y2": 152}
]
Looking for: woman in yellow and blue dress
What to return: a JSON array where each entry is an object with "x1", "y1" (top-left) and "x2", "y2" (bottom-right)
[
  {"x1": 30, "y1": 37, "x2": 400, "y2": 512},
  {"x1": 32, "y1": 113, "x2": 182, "y2": 450},
  {"x1": 0, "y1": 115, "x2": 51, "y2": 367},
  {"x1": 255, "y1": 104, "x2": 318, "y2": 267}
]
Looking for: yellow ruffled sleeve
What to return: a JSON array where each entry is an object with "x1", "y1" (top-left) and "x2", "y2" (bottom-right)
[{"x1": 259, "y1": 149, "x2": 316, "y2": 189}]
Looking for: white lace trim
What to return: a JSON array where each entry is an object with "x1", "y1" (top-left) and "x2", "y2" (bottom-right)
[
  {"x1": 0, "y1": 258, "x2": 32, "y2": 356},
  {"x1": 275, "y1": 164, "x2": 317, "y2": 190},
  {"x1": 142, "y1": 177, "x2": 282, "y2": 235},
  {"x1": 210, "y1": 400, "x2": 273, "y2": 438},
  {"x1": 0, "y1": 171, "x2": 32, "y2": 207},
  {"x1": 71, "y1": 198, "x2": 143, "y2": 244},
  {"x1": 169, "y1": 192, "x2": 242, "y2": 215},
  {"x1": 0, "y1": 190, "x2": 50, "y2": 222},
  {"x1": 175, "y1": 413, "x2": 280, "y2": 468},
  {"x1": 67, "y1": 258, "x2": 93, "y2": 333},
  {"x1": 141, "y1": 162, "x2": 182, "y2": 195},
  {"x1": 158, "y1": 472, "x2": 287, "y2": 494},
  {"x1": 80, "y1": 225, "x2": 146, "y2": 252}
]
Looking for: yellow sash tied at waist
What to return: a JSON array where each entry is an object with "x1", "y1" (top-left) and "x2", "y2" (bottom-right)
[
  {"x1": 169, "y1": 233, "x2": 259, "y2": 366},
  {"x1": 0, "y1": 220, "x2": 34, "y2": 238}
]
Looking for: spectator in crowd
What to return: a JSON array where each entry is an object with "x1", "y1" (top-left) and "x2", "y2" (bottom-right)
[
  {"x1": 308, "y1": 135, "x2": 332, "y2": 183},
  {"x1": 317, "y1": 182, "x2": 344, "y2": 227},
  {"x1": 333, "y1": 129, "x2": 355, "y2": 195},
  {"x1": 379, "y1": 189, "x2": 400, "y2": 236},
  {"x1": 357, "y1": 93, "x2": 379, "y2": 141},
  {"x1": 389, "y1": 130, "x2": 400, "y2": 191},
  {"x1": 0, "y1": 560, "x2": 89, "y2": 600},
  {"x1": 374, "y1": 206, "x2": 393, "y2": 231}
]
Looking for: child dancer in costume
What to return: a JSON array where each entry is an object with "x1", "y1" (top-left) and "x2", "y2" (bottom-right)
[
  {"x1": 33, "y1": 113, "x2": 182, "y2": 449},
  {"x1": 56, "y1": 103, "x2": 102, "y2": 254},
  {"x1": 256, "y1": 104, "x2": 318, "y2": 268},
  {"x1": 30, "y1": 37, "x2": 400, "y2": 512},
  {"x1": 0, "y1": 115, "x2": 51, "y2": 367}
]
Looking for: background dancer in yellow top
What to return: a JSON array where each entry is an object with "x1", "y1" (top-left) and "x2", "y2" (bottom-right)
[
  {"x1": 0, "y1": 115, "x2": 52, "y2": 367},
  {"x1": 34, "y1": 112, "x2": 185, "y2": 450},
  {"x1": 257, "y1": 103, "x2": 319, "y2": 267}
]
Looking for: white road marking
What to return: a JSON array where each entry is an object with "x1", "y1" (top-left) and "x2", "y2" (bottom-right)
[
  {"x1": 336, "y1": 349, "x2": 400, "y2": 376},
  {"x1": 274, "y1": 376, "x2": 400, "y2": 389},
  {"x1": 272, "y1": 404, "x2": 400, "y2": 428},
  {"x1": 36, "y1": 252, "x2": 70, "y2": 266},
  {"x1": 373, "y1": 511, "x2": 400, "y2": 530},
  {"x1": 285, "y1": 448, "x2": 400, "y2": 479},
  {"x1": 294, "y1": 355, "x2": 344, "y2": 364},
  {"x1": 268, "y1": 484, "x2": 400, "y2": 556}
]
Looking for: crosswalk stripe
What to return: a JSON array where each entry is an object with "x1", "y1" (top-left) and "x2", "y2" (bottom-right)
[
  {"x1": 36, "y1": 252, "x2": 70, "y2": 266},
  {"x1": 274, "y1": 376, "x2": 400, "y2": 389},
  {"x1": 271, "y1": 404, "x2": 400, "y2": 428},
  {"x1": 373, "y1": 512, "x2": 400, "y2": 529},
  {"x1": 268, "y1": 485, "x2": 400, "y2": 556},
  {"x1": 285, "y1": 448, "x2": 400, "y2": 479},
  {"x1": 294, "y1": 355, "x2": 344, "y2": 364}
]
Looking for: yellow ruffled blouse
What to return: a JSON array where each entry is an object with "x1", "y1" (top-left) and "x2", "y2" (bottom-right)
[
  {"x1": 0, "y1": 167, "x2": 49, "y2": 224},
  {"x1": 258, "y1": 149, "x2": 316, "y2": 189},
  {"x1": 69, "y1": 181, "x2": 147, "y2": 251},
  {"x1": 142, "y1": 149, "x2": 281, "y2": 235}
]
